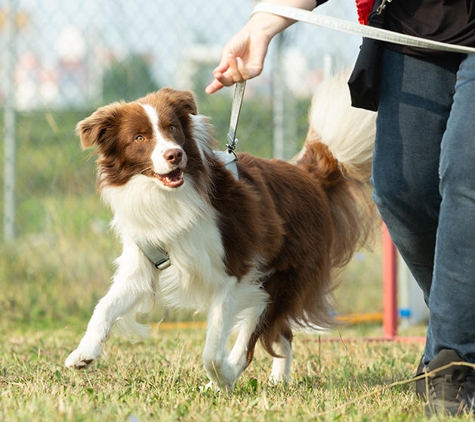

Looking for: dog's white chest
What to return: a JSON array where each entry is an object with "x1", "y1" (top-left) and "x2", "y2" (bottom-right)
[{"x1": 155, "y1": 217, "x2": 229, "y2": 310}]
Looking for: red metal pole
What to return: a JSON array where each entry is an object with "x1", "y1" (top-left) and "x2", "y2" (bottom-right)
[{"x1": 382, "y1": 224, "x2": 398, "y2": 339}]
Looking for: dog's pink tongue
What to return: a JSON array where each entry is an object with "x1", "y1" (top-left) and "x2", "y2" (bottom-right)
[{"x1": 158, "y1": 168, "x2": 184, "y2": 188}]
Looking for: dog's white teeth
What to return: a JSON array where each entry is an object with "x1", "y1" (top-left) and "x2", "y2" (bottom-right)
[{"x1": 153, "y1": 168, "x2": 184, "y2": 188}]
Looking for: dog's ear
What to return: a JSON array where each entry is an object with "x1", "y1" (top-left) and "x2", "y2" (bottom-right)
[
  {"x1": 159, "y1": 88, "x2": 198, "y2": 116},
  {"x1": 76, "y1": 102, "x2": 123, "y2": 149},
  {"x1": 175, "y1": 89, "x2": 198, "y2": 116}
]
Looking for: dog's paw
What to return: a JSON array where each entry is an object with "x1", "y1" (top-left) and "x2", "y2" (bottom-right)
[
  {"x1": 199, "y1": 381, "x2": 221, "y2": 393},
  {"x1": 203, "y1": 359, "x2": 237, "y2": 392},
  {"x1": 65, "y1": 344, "x2": 101, "y2": 369}
]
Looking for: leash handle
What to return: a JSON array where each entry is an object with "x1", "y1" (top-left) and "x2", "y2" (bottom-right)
[{"x1": 226, "y1": 81, "x2": 246, "y2": 154}]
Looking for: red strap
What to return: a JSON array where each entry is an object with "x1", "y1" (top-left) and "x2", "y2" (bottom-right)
[{"x1": 355, "y1": 0, "x2": 376, "y2": 25}]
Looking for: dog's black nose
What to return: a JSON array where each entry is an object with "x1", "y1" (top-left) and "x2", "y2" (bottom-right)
[{"x1": 164, "y1": 148, "x2": 183, "y2": 165}]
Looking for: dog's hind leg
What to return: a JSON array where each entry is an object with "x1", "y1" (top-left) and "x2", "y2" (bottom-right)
[{"x1": 269, "y1": 329, "x2": 293, "y2": 383}]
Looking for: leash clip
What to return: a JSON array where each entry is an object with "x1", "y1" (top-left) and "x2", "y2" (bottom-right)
[
  {"x1": 225, "y1": 138, "x2": 239, "y2": 160},
  {"x1": 377, "y1": 0, "x2": 392, "y2": 15}
]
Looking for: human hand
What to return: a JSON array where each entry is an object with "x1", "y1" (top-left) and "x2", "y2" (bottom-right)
[
  {"x1": 205, "y1": 0, "x2": 316, "y2": 94},
  {"x1": 205, "y1": 27, "x2": 271, "y2": 94}
]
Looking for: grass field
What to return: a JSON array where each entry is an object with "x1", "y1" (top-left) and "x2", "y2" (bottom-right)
[
  {"x1": 2, "y1": 227, "x2": 455, "y2": 421},
  {"x1": 2, "y1": 319, "x2": 440, "y2": 422}
]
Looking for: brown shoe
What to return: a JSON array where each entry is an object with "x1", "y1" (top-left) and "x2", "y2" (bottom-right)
[
  {"x1": 415, "y1": 356, "x2": 427, "y2": 400},
  {"x1": 422, "y1": 349, "x2": 475, "y2": 416}
]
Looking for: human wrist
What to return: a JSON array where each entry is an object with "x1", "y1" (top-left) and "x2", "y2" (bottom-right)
[
  {"x1": 249, "y1": 0, "x2": 317, "y2": 40},
  {"x1": 260, "y1": 0, "x2": 316, "y2": 10},
  {"x1": 245, "y1": 13, "x2": 289, "y2": 42}
]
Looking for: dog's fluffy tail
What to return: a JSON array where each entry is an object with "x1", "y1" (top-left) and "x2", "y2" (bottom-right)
[
  {"x1": 295, "y1": 71, "x2": 377, "y2": 270},
  {"x1": 294, "y1": 71, "x2": 376, "y2": 182}
]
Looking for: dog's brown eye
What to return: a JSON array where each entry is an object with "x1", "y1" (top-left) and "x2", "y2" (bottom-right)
[
  {"x1": 135, "y1": 134, "x2": 145, "y2": 143},
  {"x1": 169, "y1": 125, "x2": 176, "y2": 133}
]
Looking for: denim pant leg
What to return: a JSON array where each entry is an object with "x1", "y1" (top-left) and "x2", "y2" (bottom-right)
[
  {"x1": 372, "y1": 49, "x2": 457, "y2": 303},
  {"x1": 425, "y1": 53, "x2": 475, "y2": 363}
]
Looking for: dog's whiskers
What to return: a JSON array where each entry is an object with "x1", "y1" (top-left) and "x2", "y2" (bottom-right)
[{"x1": 138, "y1": 165, "x2": 153, "y2": 175}]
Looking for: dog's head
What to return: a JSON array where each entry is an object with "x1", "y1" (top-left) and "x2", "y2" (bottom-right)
[{"x1": 77, "y1": 88, "x2": 215, "y2": 190}]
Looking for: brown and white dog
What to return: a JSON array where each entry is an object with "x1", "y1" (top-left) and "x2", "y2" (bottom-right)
[{"x1": 65, "y1": 73, "x2": 376, "y2": 391}]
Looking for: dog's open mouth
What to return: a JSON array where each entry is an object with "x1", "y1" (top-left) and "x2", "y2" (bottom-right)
[{"x1": 154, "y1": 168, "x2": 184, "y2": 188}]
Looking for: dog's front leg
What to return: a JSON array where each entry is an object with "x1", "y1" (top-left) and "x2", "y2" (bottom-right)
[
  {"x1": 65, "y1": 284, "x2": 139, "y2": 369},
  {"x1": 66, "y1": 245, "x2": 151, "y2": 369},
  {"x1": 202, "y1": 289, "x2": 239, "y2": 391},
  {"x1": 227, "y1": 304, "x2": 266, "y2": 380}
]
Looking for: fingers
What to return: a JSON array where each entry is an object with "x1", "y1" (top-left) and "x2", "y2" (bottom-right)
[
  {"x1": 236, "y1": 57, "x2": 251, "y2": 78},
  {"x1": 205, "y1": 77, "x2": 225, "y2": 94},
  {"x1": 205, "y1": 54, "x2": 242, "y2": 94},
  {"x1": 227, "y1": 54, "x2": 246, "y2": 82},
  {"x1": 205, "y1": 55, "x2": 261, "y2": 94},
  {"x1": 212, "y1": 52, "x2": 233, "y2": 78},
  {"x1": 205, "y1": 70, "x2": 244, "y2": 95}
]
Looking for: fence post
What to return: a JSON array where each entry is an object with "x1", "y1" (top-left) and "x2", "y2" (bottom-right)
[
  {"x1": 272, "y1": 33, "x2": 285, "y2": 160},
  {"x1": 3, "y1": 0, "x2": 18, "y2": 241},
  {"x1": 383, "y1": 224, "x2": 398, "y2": 338}
]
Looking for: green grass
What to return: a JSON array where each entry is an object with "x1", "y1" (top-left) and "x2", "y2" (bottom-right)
[{"x1": 1, "y1": 320, "x2": 443, "y2": 422}]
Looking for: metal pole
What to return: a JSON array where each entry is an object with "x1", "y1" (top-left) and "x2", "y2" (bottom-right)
[
  {"x1": 3, "y1": 0, "x2": 17, "y2": 241},
  {"x1": 87, "y1": 0, "x2": 104, "y2": 104},
  {"x1": 272, "y1": 33, "x2": 285, "y2": 159},
  {"x1": 272, "y1": 33, "x2": 299, "y2": 160}
]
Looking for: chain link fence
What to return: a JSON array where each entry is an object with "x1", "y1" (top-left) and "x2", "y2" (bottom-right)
[{"x1": 1, "y1": 1, "x2": 382, "y2": 322}]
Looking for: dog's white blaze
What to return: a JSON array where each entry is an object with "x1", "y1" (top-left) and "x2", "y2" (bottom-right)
[{"x1": 139, "y1": 103, "x2": 186, "y2": 175}]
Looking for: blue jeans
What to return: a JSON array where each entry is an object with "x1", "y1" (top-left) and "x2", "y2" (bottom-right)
[{"x1": 372, "y1": 48, "x2": 475, "y2": 363}]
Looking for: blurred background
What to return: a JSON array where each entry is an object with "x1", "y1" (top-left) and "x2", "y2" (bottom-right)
[{"x1": 0, "y1": 0, "x2": 391, "y2": 328}]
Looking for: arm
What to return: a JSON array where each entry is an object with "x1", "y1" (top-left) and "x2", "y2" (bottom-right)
[{"x1": 205, "y1": 0, "x2": 318, "y2": 94}]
